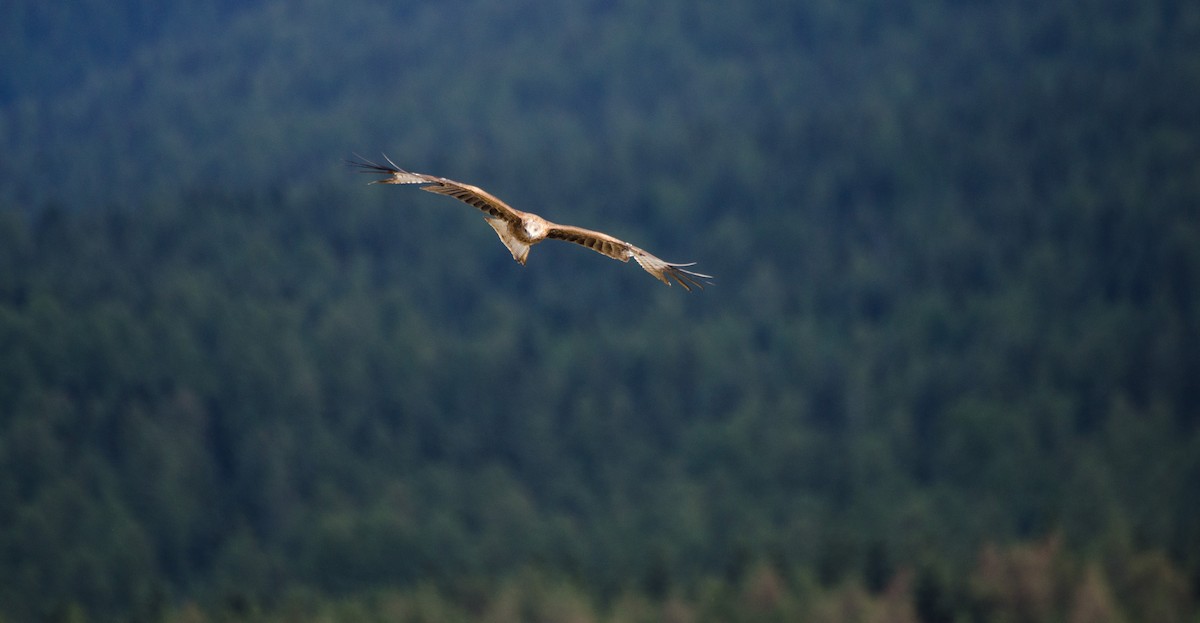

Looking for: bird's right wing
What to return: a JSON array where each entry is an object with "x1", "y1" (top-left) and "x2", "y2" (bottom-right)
[{"x1": 348, "y1": 155, "x2": 525, "y2": 224}]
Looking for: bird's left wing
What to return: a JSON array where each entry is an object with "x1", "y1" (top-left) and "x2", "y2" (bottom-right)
[
  {"x1": 348, "y1": 155, "x2": 524, "y2": 223},
  {"x1": 546, "y1": 224, "x2": 713, "y2": 291}
]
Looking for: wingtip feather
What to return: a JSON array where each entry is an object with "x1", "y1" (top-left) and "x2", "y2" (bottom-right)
[{"x1": 346, "y1": 153, "x2": 433, "y2": 186}]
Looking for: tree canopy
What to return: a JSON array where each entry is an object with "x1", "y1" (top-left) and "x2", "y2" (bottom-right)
[{"x1": 1, "y1": 0, "x2": 1198, "y2": 621}]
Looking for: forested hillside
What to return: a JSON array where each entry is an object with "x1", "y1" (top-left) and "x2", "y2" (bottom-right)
[{"x1": 2, "y1": 1, "x2": 1199, "y2": 621}]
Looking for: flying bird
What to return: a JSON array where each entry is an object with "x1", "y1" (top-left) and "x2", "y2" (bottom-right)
[{"x1": 348, "y1": 155, "x2": 712, "y2": 290}]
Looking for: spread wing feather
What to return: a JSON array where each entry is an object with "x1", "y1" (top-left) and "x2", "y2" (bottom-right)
[
  {"x1": 419, "y1": 180, "x2": 524, "y2": 223},
  {"x1": 347, "y1": 155, "x2": 523, "y2": 223},
  {"x1": 545, "y1": 224, "x2": 631, "y2": 261},
  {"x1": 547, "y1": 224, "x2": 713, "y2": 291}
]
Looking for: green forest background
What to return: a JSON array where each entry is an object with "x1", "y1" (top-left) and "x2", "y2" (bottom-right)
[{"x1": 2, "y1": 0, "x2": 1199, "y2": 621}]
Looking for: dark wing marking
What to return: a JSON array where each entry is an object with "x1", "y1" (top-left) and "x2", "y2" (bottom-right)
[{"x1": 545, "y1": 224, "x2": 632, "y2": 261}]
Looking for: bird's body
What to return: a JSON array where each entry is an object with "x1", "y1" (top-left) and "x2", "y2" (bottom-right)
[
  {"x1": 349, "y1": 156, "x2": 712, "y2": 290},
  {"x1": 482, "y1": 213, "x2": 546, "y2": 265}
]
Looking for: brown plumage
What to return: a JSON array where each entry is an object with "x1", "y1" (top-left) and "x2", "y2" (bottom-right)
[{"x1": 348, "y1": 155, "x2": 713, "y2": 291}]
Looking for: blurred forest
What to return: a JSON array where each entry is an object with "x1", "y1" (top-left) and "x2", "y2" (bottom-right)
[{"x1": 2, "y1": 0, "x2": 1199, "y2": 621}]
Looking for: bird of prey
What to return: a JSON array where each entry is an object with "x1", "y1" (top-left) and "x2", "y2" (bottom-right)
[{"x1": 348, "y1": 155, "x2": 712, "y2": 290}]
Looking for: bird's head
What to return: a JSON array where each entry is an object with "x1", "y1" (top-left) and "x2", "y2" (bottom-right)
[{"x1": 522, "y1": 217, "x2": 548, "y2": 240}]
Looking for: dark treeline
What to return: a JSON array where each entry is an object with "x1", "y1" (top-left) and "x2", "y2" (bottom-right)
[{"x1": 1, "y1": 0, "x2": 1199, "y2": 621}]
